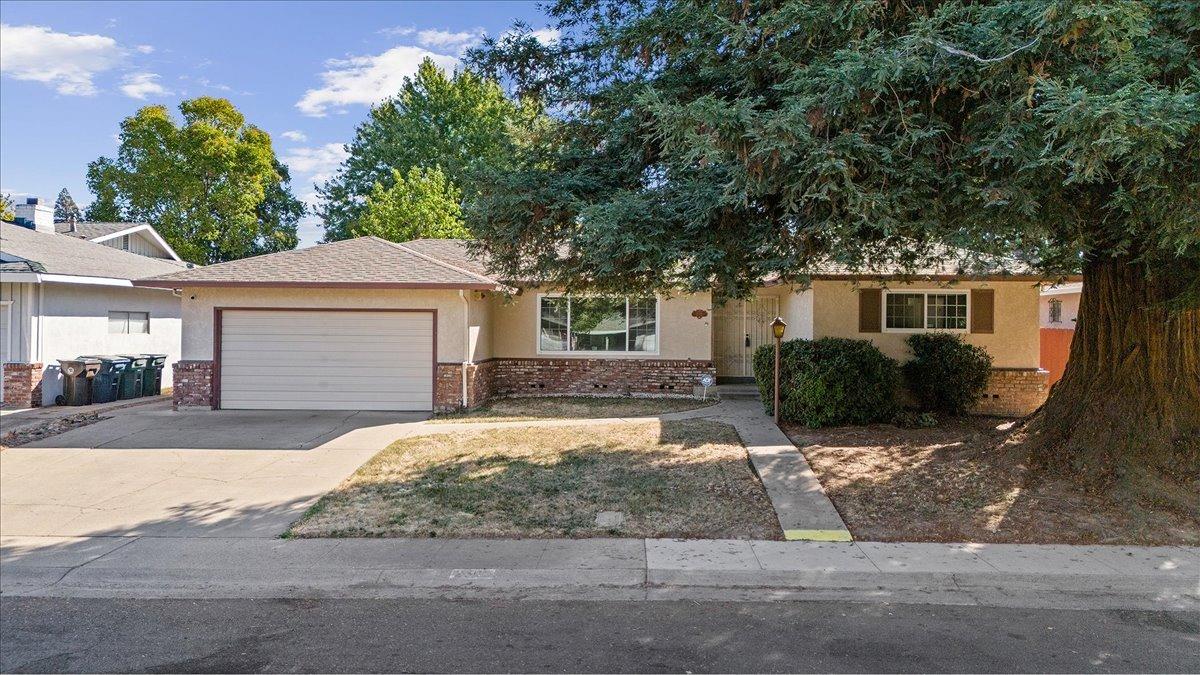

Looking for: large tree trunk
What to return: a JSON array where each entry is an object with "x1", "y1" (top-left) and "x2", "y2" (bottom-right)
[{"x1": 1026, "y1": 252, "x2": 1200, "y2": 505}]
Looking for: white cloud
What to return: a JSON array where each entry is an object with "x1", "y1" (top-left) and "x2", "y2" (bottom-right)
[
  {"x1": 502, "y1": 26, "x2": 562, "y2": 46},
  {"x1": 0, "y1": 23, "x2": 125, "y2": 95},
  {"x1": 416, "y1": 28, "x2": 482, "y2": 52},
  {"x1": 281, "y1": 143, "x2": 349, "y2": 186},
  {"x1": 296, "y1": 45, "x2": 457, "y2": 116},
  {"x1": 135, "y1": 44, "x2": 155, "y2": 54},
  {"x1": 379, "y1": 26, "x2": 415, "y2": 37},
  {"x1": 280, "y1": 130, "x2": 308, "y2": 142},
  {"x1": 530, "y1": 28, "x2": 561, "y2": 45},
  {"x1": 119, "y1": 72, "x2": 170, "y2": 99}
]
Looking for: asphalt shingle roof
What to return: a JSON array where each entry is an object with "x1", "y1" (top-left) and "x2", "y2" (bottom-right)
[
  {"x1": 399, "y1": 239, "x2": 491, "y2": 277},
  {"x1": 1, "y1": 221, "x2": 189, "y2": 280},
  {"x1": 134, "y1": 236, "x2": 500, "y2": 288},
  {"x1": 54, "y1": 221, "x2": 146, "y2": 240}
]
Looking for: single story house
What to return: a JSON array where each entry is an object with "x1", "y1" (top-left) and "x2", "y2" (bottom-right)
[
  {"x1": 1039, "y1": 282, "x2": 1082, "y2": 386},
  {"x1": 1, "y1": 199, "x2": 187, "y2": 408},
  {"x1": 134, "y1": 236, "x2": 1054, "y2": 417}
]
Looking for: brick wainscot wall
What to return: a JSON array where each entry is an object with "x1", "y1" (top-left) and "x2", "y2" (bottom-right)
[
  {"x1": 435, "y1": 358, "x2": 715, "y2": 412},
  {"x1": 172, "y1": 360, "x2": 214, "y2": 409},
  {"x1": 178, "y1": 357, "x2": 714, "y2": 412},
  {"x1": 1, "y1": 362, "x2": 44, "y2": 409},
  {"x1": 972, "y1": 367, "x2": 1050, "y2": 417}
]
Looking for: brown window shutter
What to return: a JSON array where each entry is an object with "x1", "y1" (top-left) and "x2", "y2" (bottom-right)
[
  {"x1": 859, "y1": 288, "x2": 882, "y2": 333},
  {"x1": 971, "y1": 289, "x2": 995, "y2": 333}
]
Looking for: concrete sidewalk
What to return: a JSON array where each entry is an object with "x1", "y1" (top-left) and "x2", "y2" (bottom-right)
[{"x1": 3, "y1": 535, "x2": 1195, "y2": 612}]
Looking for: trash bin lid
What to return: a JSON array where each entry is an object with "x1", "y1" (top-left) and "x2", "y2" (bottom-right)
[{"x1": 82, "y1": 354, "x2": 131, "y2": 364}]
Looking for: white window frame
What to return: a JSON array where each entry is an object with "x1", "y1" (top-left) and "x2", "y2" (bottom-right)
[
  {"x1": 881, "y1": 290, "x2": 970, "y2": 334},
  {"x1": 535, "y1": 293, "x2": 661, "y2": 356},
  {"x1": 108, "y1": 310, "x2": 151, "y2": 335}
]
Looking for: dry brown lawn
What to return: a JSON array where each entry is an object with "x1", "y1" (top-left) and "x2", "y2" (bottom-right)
[
  {"x1": 787, "y1": 418, "x2": 1199, "y2": 545},
  {"x1": 288, "y1": 419, "x2": 781, "y2": 539},
  {"x1": 430, "y1": 396, "x2": 716, "y2": 424}
]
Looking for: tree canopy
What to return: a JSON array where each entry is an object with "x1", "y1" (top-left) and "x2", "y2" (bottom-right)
[
  {"x1": 467, "y1": 1, "x2": 1199, "y2": 493},
  {"x1": 0, "y1": 194, "x2": 14, "y2": 222},
  {"x1": 85, "y1": 97, "x2": 304, "y2": 264},
  {"x1": 467, "y1": 0, "x2": 1197, "y2": 296},
  {"x1": 54, "y1": 188, "x2": 82, "y2": 223},
  {"x1": 348, "y1": 166, "x2": 469, "y2": 242},
  {"x1": 318, "y1": 58, "x2": 539, "y2": 242}
]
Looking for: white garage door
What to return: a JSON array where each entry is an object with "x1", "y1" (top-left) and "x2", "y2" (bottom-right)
[{"x1": 219, "y1": 310, "x2": 434, "y2": 411}]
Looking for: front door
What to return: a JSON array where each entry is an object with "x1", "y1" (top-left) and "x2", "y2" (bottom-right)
[{"x1": 713, "y1": 296, "x2": 779, "y2": 379}]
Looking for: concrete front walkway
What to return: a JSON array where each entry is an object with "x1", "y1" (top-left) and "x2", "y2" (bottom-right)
[{"x1": 2, "y1": 535, "x2": 1195, "y2": 611}]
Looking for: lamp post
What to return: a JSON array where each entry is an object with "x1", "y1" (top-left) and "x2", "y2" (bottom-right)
[{"x1": 770, "y1": 317, "x2": 787, "y2": 425}]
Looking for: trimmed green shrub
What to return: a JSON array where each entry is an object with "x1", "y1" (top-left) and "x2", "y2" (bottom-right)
[
  {"x1": 903, "y1": 333, "x2": 994, "y2": 415},
  {"x1": 753, "y1": 337, "x2": 900, "y2": 427}
]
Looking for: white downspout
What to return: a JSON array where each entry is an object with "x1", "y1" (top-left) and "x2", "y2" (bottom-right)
[{"x1": 460, "y1": 290, "x2": 470, "y2": 408}]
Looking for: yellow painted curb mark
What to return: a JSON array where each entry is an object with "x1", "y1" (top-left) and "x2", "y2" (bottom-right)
[{"x1": 784, "y1": 529, "x2": 853, "y2": 542}]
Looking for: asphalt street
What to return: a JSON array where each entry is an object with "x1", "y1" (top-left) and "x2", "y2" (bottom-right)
[{"x1": 2, "y1": 597, "x2": 1196, "y2": 673}]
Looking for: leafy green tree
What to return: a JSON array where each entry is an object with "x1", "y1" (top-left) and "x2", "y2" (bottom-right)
[
  {"x1": 85, "y1": 97, "x2": 304, "y2": 263},
  {"x1": 53, "y1": 188, "x2": 82, "y2": 223},
  {"x1": 469, "y1": 1, "x2": 1200, "y2": 496},
  {"x1": 349, "y1": 166, "x2": 469, "y2": 241},
  {"x1": 0, "y1": 194, "x2": 14, "y2": 222},
  {"x1": 318, "y1": 58, "x2": 536, "y2": 242}
]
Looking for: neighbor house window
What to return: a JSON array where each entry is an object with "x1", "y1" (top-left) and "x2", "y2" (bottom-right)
[
  {"x1": 1048, "y1": 298, "x2": 1062, "y2": 323},
  {"x1": 883, "y1": 291, "x2": 968, "y2": 332},
  {"x1": 538, "y1": 296, "x2": 658, "y2": 353},
  {"x1": 108, "y1": 311, "x2": 149, "y2": 334}
]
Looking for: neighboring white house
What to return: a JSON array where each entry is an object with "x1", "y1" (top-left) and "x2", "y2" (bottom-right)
[
  {"x1": 1040, "y1": 282, "x2": 1081, "y2": 328},
  {"x1": 54, "y1": 220, "x2": 182, "y2": 261},
  {"x1": 1, "y1": 198, "x2": 188, "y2": 408}
]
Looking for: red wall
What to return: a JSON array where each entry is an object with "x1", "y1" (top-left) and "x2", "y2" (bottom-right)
[{"x1": 1040, "y1": 328, "x2": 1075, "y2": 386}]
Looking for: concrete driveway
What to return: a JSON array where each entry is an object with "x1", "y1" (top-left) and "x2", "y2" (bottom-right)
[{"x1": 0, "y1": 402, "x2": 428, "y2": 538}]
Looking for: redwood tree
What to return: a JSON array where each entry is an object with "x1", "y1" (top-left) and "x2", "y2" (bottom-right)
[{"x1": 467, "y1": 1, "x2": 1199, "y2": 499}]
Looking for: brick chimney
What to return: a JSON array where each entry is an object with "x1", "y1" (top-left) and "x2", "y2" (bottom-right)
[{"x1": 14, "y1": 197, "x2": 55, "y2": 233}]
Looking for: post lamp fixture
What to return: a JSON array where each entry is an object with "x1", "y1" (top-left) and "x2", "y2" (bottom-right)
[{"x1": 770, "y1": 317, "x2": 786, "y2": 425}]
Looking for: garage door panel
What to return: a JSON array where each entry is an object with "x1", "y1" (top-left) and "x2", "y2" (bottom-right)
[{"x1": 219, "y1": 310, "x2": 434, "y2": 411}]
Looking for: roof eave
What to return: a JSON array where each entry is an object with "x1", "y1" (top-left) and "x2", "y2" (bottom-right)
[
  {"x1": 804, "y1": 273, "x2": 1081, "y2": 283},
  {"x1": 130, "y1": 280, "x2": 501, "y2": 290}
]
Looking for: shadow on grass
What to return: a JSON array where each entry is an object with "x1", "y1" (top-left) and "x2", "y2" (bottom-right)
[
  {"x1": 430, "y1": 396, "x2": 717, "y2": 424},
  {"x1": 289, "y1": 419, "x2": 782, "y2": 540}
]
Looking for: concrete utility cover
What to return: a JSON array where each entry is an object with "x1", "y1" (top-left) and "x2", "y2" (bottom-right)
[{"x1": 595, "y1": 511, "x2": 625, "y2": 528}]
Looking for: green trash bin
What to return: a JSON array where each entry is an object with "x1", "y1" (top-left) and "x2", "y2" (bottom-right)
[
  {"x1": 117, "y1": 354, "x2": 148, "y2": 399},
  {"x1": 56, "y1": 357, "x2": 101, "y2": 406},
  {"x1": 85, "y1": 356, "x2": 129, "y2": 404},
  {"x1": 140, "y1": 354, "x2": 167, "y2": 396}
]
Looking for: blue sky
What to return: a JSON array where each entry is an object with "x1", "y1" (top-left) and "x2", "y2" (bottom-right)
[{"x1": 0, "y1": 0, "x2": 550, "y2": 246}]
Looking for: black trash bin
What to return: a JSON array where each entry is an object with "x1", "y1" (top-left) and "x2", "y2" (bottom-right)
[
  {"x1": 117, "y1": 355, "x2": 148, "y2": 400},
  {"x1": 139, "y1": 354, "x2": 168, "y2": 397},
  {"x1": 56, "y1": 357, "x2": 101, "y2": 406},
  {"x1": 86, "y1": 356, "x2": 130, "y2": 404}
]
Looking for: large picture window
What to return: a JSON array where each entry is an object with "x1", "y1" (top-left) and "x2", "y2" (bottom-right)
[
  {"x1": 883, "y1": 291, "x2": 968, "y2": 332},
  {"x1": 538, "y1": 296, "x2": 658, "y2": 353}
]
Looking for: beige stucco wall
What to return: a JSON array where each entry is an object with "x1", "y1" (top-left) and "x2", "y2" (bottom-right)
[
  {"x1": 178, "y1": 287, "x2": 472, "y2": 363},
  {"x1": 811, "y1": 279, "x2": 1041, "y2": 369},
  {"x1": 489, "y1": 289, "x2": 714, "y2": 360},
  {"x1": 751, "y1": 285, "x2": 815, "y2": 339},
  {"x1": 467, "y1": 291, "x2": 492, "y2": 361}
]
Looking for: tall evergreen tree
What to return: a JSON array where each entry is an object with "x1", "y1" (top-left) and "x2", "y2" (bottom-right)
[
  {"x1": 53, "y1": 188, "x2": 83, "y2": 223},
  {"x1": 86, "y1": 97, "x2": 304, "y2": 264},
  {"x1": 317, "y1": 58, "x2": 538, "y2": 242},
  {"x1": 468, "y1": 1, "x2": 1199, "y2": 499}
]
